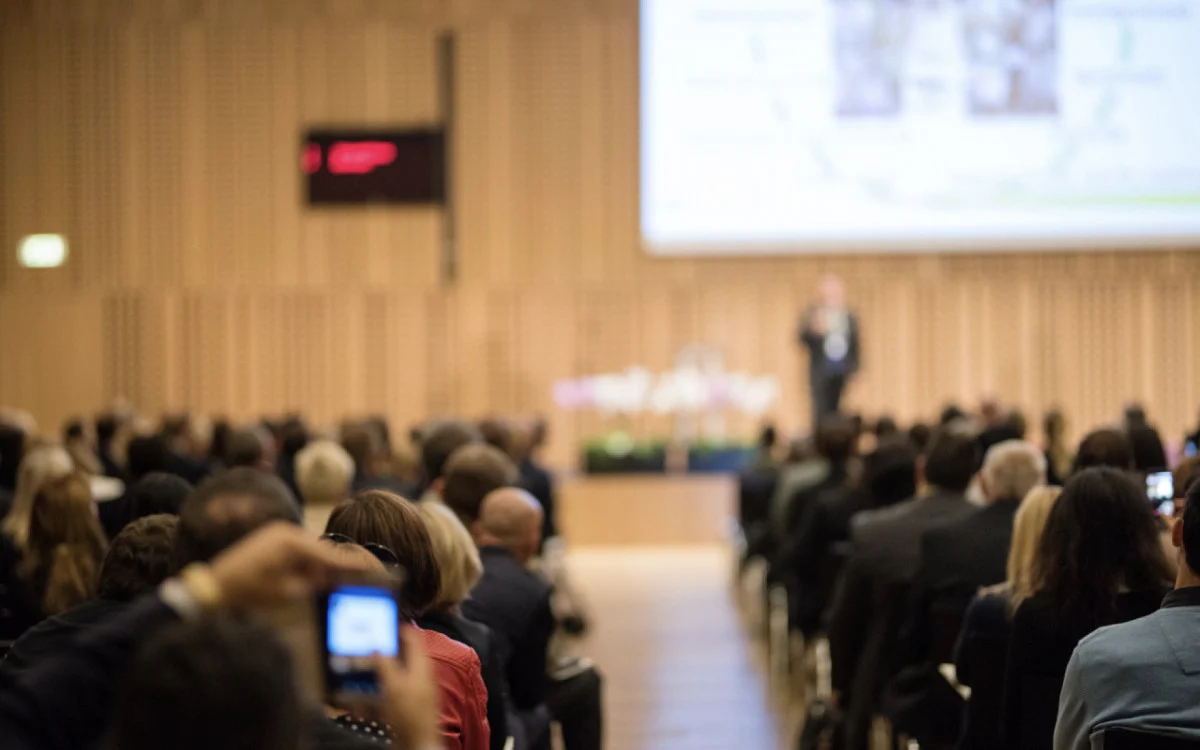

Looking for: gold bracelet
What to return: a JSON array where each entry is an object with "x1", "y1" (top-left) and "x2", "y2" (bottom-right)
[{"x1": 179, "y1": 563, "x2": 224, "y2": 612}]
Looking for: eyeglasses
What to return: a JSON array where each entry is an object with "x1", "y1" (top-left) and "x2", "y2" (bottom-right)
[{"x1": 319, "y1": 532, "x2": 401, "y2": 568}]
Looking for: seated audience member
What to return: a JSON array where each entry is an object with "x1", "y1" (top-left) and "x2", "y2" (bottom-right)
[
  {"x1": 1071, "y1": 428, "x2": 1134, "y2": 474},
  {"x1": 125, "y1": 435, "x2": 171, "y2": 483},
  {"x1": 176, "y1": 468, "x2": 302, "y2": 565},
  {"x1": 418, "y1": 501, "x2": 524, "y2": 750},
  {"x1": 98, "y1": 471, "x2": 191, "y2": 540},
  {"x1": 908, "y1": 422, "x2": 933, "y2": 455},
  {"x1": 62, "y1": 418, "x2": 101, "y2": 476},
  {"x1": 418, "y1": 421, "x2": 484, "y2": 503},
  {"x1": 0, "y1": 425, "x2": 25, "y2": 514},
  {"x1": 1, "y1": 474, "x2": 107, "y2": 643},
  {"x1": 275, "y1": 416, "x2": 310, "y2": 501},
  {"x1": 777, "y1": 417, "x2": 858, "y2": 550},
  {"x1": 159, "y1": 413, "x2": 212, "y2": 485},
  {"x1": 977, "y1": 398, "x2": 1026, "y2": 460},
  {"x1": 1042, "y1": 410, "x2": 1072, "y2": 486},
  {"x1": 1127, "y1": 423, "x2": 1168, "y2": 474},
  {"x1": 440, "y1": 444, "x2": 519, "y2": 527},
  {"x1": 2, "y1": 445, "x2": 74, "y2": 549},
  {"x1": 4, "y1": 514, "x2": 180, "y2": 673},
  {"x1": 324, "y1": 490, "x2": 490, "y2": 750},
  {"x1": 955, "y1": 486, "x2": 1062, "y2": 750},
  {"x1": 294, "y1": 439, "x2": 356, "y2": 507},
  {"x1": 464, "y1": 489, "x2": 603, "y2": 750},
  {"x1": 207, "y1": 418, "x2": 232, "y2": 471},
  {"x1": 767, "y1": 437, "x2": 822, "y2": 550},
  {"x1": 225, "y1": 427, "x2": 276, "y2": 472},
  {"x1": 1001, "y1": 468, "x2": 1173, "y2": 750},
  {"x1": 0, "y1": 523, "x2": 436, "y2": 750},
  {"x1": 828, "y1": 429, "x2": 979, "y2": 750},
  {"x1": 94, "y1": 412, "x2": 128, "y2": 481},
  {"x1": 342, "y1": 422, "x2": 411, "y2": 498},
  {"x1": 516, "y1": 418, "x2": 558, "y2": 546},
  {"x1": 902, "y1": 440, "x2": 1047, "y2": 663},
  {"x1": 479, "y1": 417, "x2": 514, "y2": 456},
  {"x1": 1056, "y1": 479, "x2": 1200, "y2": 749}
]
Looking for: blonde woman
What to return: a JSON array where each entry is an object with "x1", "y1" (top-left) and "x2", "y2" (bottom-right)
[
  {"x1": 953, "y1": 485, "x2": 1062, "y2": 750},
  {"x1": 416, "y1": 502, "x2": 520, "y2": 750},
  {"x1": 2, "y1": 444, "x2": 75, "y2": 550}
]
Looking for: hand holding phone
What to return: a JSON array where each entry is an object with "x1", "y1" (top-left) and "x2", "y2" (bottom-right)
[{"x1": 318, "y1": 579, "x2": 403, "y2": 703}]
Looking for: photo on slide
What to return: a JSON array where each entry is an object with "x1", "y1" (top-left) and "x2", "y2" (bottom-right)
[
  {"x1": 833, "y1": 0, "x2": 908, "y2": 117},
  {"x1": 964, "y1": 0, "x2": 1058, "y2": 116}
]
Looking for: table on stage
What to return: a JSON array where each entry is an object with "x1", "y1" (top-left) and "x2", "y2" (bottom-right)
[{"x1": 557, "y1": 473, "x2": 736, "y2": 547}]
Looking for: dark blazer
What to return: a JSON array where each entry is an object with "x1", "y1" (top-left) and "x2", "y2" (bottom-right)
[
  {"x1": 900, "y1": 498, "x2": 1022, "y2": 665},
  {"x1": 954, "y1": 589, "x2": 1015, "y2": 750},
  {"x1": 799, "y1": 306, "x2": 861, "y2": 377},
  {"x1": 1001, "y1": 589, "x2": 1167, "y2": 750},
  {"x1": 779, "y1": 484, "x2": 866, "y2": 636},
  {"x1": 828, "y1": 489, "x2": 976, "y2": 750},
  {"x1": 419, "y1": 609, "x2": 522, "y2": 750},
  {"x1": 0, "y1": 535, "x2": 43, "y2": 643},
  {"x1": 3, "y1": 599, "x2": 126, "y2": 675},
  {"x1": 462, "y1": 547, "x2": 556, "y2": 713},
  {"x1": 519, "y1": 459, "x2": 557, "y2": 543}
]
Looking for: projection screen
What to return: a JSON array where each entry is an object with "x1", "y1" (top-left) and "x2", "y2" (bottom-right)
[{"x1": 639, "y1": 0, "x2": 1200, "y2": 254}]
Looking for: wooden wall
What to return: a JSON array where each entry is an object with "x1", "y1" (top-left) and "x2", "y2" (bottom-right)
[{"x1": 1, "y1": 0, "x2": 1198, "y2": 465}]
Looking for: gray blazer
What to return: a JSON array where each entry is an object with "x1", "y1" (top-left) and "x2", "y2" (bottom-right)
[{"x1": 1055, "y1": 588, "x2": 1200, "y2": 750}]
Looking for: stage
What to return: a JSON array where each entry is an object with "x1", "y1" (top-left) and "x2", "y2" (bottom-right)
[{"x1": 558, "y1": 474, "x2": 736, "y2": 547}]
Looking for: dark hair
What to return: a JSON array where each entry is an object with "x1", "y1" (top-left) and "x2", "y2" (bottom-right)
[
  {"x1": 366, "y1": 415, "x2": 392, "y2": 451},
  {"x1": 98, "y1": 515, "x2": 181, "y2": 601},
  {"x1": 160, "y1": 414, "x2": 190, "y2": 441},
  {"x1": 177, "y1": 469, "x2": 300, "y2": 564},
  {"x1": 923, "y1": 430, "x2": 979, "y2": 493},
  {"x1": 1007, "y1": 409, "x2": 1027, "y2": 439},
  {"x1": 530, "y1": 417, "x2": 548, "y2": 449},
  {"x1": 1043, "y1": 410, "x2": 1065, "y2": 441},
  {"x1": 340, "y1": 422, "x2": 378, "y2": 474},
  {"x1": 226, "y1": 429, "x2": 266, "y2": 469},
  {"x1": 208, "y1": 419, "x2": 231, "y2": 465},
  {"x1": 123, "y1": 472, "x2": 192, "y2": 523},
  {"x1": 1124, "y1": 404, "x2": 1148, "y2": 430},
  {"x1": 324, "y1": 491, "x2": 440, "y2": 619},
  {"x1": 63, "y1": 418, "x2": 86, "y2": 442},
  {"x1": 479, "y1": 418, "x2": 513, "y2": 456},
  {"x1": 816, "y1": 418, "x2": 857, "y2": 465},
  {"x1": 106, "y1": 616, "x2": 302, "y2": 750},
  {"x1": 939, "y1": 404, "x2": 966, "y2": 426},
  {"x1": 442, "y1": 444, "x2": 518, "y2": 524},
  {"x1": 1184, "y1": 479, "x2": 1200, "y2": 575},
  {"x1": 1073, "y1": 429, "x2": 1134, "y2": 473},
  {"x1": 1127, "y1": 425, "x2": 1167, "y2": 473},
  {"x1": 1034, "y1": 467, "x2": 1172, "y2": 628},
  {"x1": 421, "y1": 421, "x2": 483, "y2": 485},
  {"x1": 758, "y1": 423, "x2": 778, "y2": 450},
  {"x1": 278, "y1": 418, "x2": 309, "y2": 459},
  {"x1": 95, "y1": 414, "x2": 120, "y2": 445},
  {"x1": 0, "y1": 426, "x2": 25, "y2": 492},
  {"x1": 873, "y1": 415, "x2": 898, "y2": 439},
  {"x1": 126, "y1": 436, "x2": 170, "y2": 483},
  {"x1": 865, "y1": 442, "x2": 918, "y2": 509},
  {"x1": 907, "y1": 423, "x2": 933, "y2": 454}
]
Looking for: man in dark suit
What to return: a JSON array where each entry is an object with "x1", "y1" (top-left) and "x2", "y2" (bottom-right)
[
  {"x1": 798, "y1": 275, "x2": 860, "y2": 428},
  {"x1": 463, "y1": 488, "x2": 603, "y2": 750},
  {"x1": 827, "y1": 429, "x2": 979, "y2": 750},
  {"x1": 518, "y1": 418, "x2": 558, "y2": 545}
]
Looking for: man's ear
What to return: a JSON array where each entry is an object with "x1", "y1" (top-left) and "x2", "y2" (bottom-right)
[{"x1": 1173, "y1": 515, "x2": 1186, "y2": 550}]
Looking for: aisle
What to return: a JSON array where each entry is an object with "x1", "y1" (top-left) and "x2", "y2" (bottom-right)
[{"x1": 568, "y1": 547, "x2": 786, "y2": 750}]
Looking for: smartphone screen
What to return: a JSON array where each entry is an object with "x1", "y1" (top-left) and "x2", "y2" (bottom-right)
[
  {"x1": 321, "y1": 583, "x2": 401, "y2": 700},
  {"x1": 1147, "y1": 471, "x2": 1175, "y2": 517},
  {"x1": 1186, "y1": 440, "x2": 1198, "y2": 459}
]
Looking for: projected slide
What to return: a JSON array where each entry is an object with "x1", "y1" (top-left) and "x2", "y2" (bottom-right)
[{"x1": 640, "y1": 0, "x2": 1200, "y2": 254}]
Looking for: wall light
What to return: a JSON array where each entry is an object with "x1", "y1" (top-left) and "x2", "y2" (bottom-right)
[{"x1": 18, "y1": 234, "x2": 68, "y2": 268}]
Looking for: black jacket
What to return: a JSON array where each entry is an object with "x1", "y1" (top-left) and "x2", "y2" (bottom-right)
[
  {"x1": 0, "y1": 535, "x2": 43, "y2": 643},
  {"x1": 462, "y1": 547, "x2": 556, "y2": 713},
  {"x1": 519, "y1": 459, "x2": 557, "y2": 543},
  {"x1": 3, "y1": 599, "x2": 126, "y2": 676},
  {"x1": 798, "y1": 306, "x2": 861, "y2": 377}
]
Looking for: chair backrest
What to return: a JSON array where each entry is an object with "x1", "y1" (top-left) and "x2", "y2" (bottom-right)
[
  {"x1": 1100, "y1": 727, "x2": 1200, "y2": 749},
  {"x1": 738, "y1": 469, "x2": 777, "y2": 531}
]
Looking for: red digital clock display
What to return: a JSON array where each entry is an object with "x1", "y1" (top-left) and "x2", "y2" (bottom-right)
[{"x1": 303, "y1": 130, "x2": 445, "y2": 206}]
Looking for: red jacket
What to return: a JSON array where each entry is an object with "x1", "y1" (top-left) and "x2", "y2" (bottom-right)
[{"x1": 421, "y1": 627, "x2": 490, "y2": 750}]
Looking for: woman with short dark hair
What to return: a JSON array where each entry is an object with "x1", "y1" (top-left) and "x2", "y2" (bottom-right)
[{"x1": 1000, "y1": 468, "x2": 1173, "y2": 749}]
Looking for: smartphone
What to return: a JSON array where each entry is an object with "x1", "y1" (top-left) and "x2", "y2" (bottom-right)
[
  {"x1": 1147, "y1": 471, "x2": 1175, "y2": 517},
  {"x1": 317, "y1": 580, "x2": 403, "y2": 702},
  {"x1": 1186, "y1": 440, "x2": 1198, "y2": 459}
]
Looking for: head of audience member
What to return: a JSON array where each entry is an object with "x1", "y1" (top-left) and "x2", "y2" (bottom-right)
[
  {"x1": 980, "y1": 397, "x2": 1003, "y2": 427},
  {"x1": 97, "y1": 514, "x2": 181, "y2": 601},
  {"x1": 816, "y1": 417, "x2": 858, "y2": 473},
  {"x1": 1127, "y1": 424, "x2": 1168, "y2": 474},
  {"x1": 475, "y1": 488, "x2": 544, "y2": 565},
  {"x1": 226, "y1": 427, "x2": 275, "y2": 472},
  {"x1": 479, "y1": 417, "x2": 514, "y2": 458},
  {"x1": 420, "y1": 420, "x2": 483, "y2": 492},
  {"x1": 20, "y1": 473, "x2": 107, "y2": 616},
  {"x1": 873, "y1": 415, "x2": 899, "y2": 442},
  {"x1": 208, "y1": 418, "x2": 231, "y2": 467},
  {"x1": 62, "y1": 418, "x2": 101, "y2": 475},
  {"x1": 1171, "y1": 480, "x2": 1200, "y2": 589},
  {"x1": 907, "y1": 422, "x2": 933, "y2": 454},
  {"x1": 176, "y1": 468, "x2": 301, "y2": 565},
  {"x1": 106, "y1": 616, "x2": 303, "y2": 750},
  {"x1": 0, "y1": 424, "x2": 27, "y2": 492},
  {"x1": 1007, "y1": 409, "x2": 1027, "y2": 439},
  {"x1": 277, "y1": 416, "x2": 310, "y2": 465},
  {"x1": 1034, "y1": 467, "x2": 1172, "y2": 628},
  {"x1": 1072, "y1": 428, "x2": 1134, "y2": 474},
  {"x1": 1175, "y1": 457, "x2": 1200, "y2": 501},
  {"x1": 122, "y1": 472, "x2": 192, "y2": 523},
  {"x1": 323, "y1": 491, "x2": 441, "y2": 620},
  {"x1": 864, "y1": 441, "x2": 918, "y2": 509},
  {"x1": 1043, "y1": 409, "x2": 1066, "y2": 446},
  {"x1": 979, "y1": 440, "x2": 1046, "y2": 504},
  {"x1": 1005, "y1": 486, "x2": 1062, "y2": 613},
  {"x1": 1123, "y1": 403, "x2": 1148, "y2": 431},
  {"x1": 294, "y1": 439, "x2": 355, "y2": 506},
  {"x1": 818, "y1": 274, "x2": 846, "y2": 308},
  {"x1": 160, "y1": 413, "x2": 198, "y2": 457},
  {"x1": 921, "y1": 429, "x2": 980, "y2": 494},
  {"x1": 126, "y1": 435, "x2": 170, "y2": 483},
  {"x1": 758, "y1": 423, "x2": 778, "y2": 452},
  {"x1": 529, "y1": 417, "x2": 549, "y2": 456},
  {"x1": 441, "y1": 443, "x2": 519, "y2": 526},
  {"x1": 2, "y1": 443, "x2": 74, "y2": 549},
  {"x1": 95, "y1": 411, "x2": 120, "y2": 452},
  {"x1": 341, "y1": 421, "x2": 380, "y2": 480},
  {"x1": 939, "y1": 404, "x2": 967, "y2": 427},
  {"x1": 418, "y1": 501, "x2": 483, "y2": 613}
]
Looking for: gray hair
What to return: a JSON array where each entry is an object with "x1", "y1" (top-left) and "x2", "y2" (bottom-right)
[
  {"x1": 981, "y1": 440, "x2": 1047, "y2": 502},
  {"x1": 294, "y1": 439, "x2": 355, "y2": 505}
]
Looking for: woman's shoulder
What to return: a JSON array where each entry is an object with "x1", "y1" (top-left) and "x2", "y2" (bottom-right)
[{"x1": 421, "y1": 627, "x2": 483, "y2": 674}]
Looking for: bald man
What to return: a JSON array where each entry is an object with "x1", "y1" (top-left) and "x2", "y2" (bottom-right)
[{"x1": 463, "y1": 489, "x2": 603, "y2": 750}]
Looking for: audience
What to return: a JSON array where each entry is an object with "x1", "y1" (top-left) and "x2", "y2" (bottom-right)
[
  {"x1": 294, "y1": 439, "x2": 356, "y2": 506},
  {"x1": 94, "y1": 412, "x2": 127, "y2": 481},
  {"x1": 5, "y1": 514, "x2": 180, "y2": 673},
  {"x1": 828, "y1": 428, "x2": 979, "y2": 750},
  {"x1": 19, "y1": 474, "x2": 107, "y2": 616},
  {"x1": 1, "y1": 444, "x2": 74, "y2": 549},
  {"x1": 1000, "y1": 467, "x2": 1173, "y2": 749},
  {"x1": 159, "y1": 414, "x2": 212, "y2": 485},
  {"x1": 341, "y1": 421, "x2": 411, "y2": 497},
  {"x1": 516, "y1": 417, "x2": 558, "y2": 547},
  {"x1": 1071, "y1": 428, "x2": 1134, "y2": 473},
  {"x1": 125, "y1": 435, "x2": 171, "y2": 483},
  {"x1": 955, "y1": 486, "x2": 1063, "y2": 750},
  {"x1": 418, "y1": 420, "x2": 484, "y2": 502},
  {"x1": 1055, "y1": 478, "x2": 1200, "y2": 748},
  {"x1": 324, "y1": 490, "x2": 490, "y2": 750},
  {"x1": 225, "y1": 426, "x2": 276, "y2": 472},
  {"x1": 98, "y1": 471, "x2": 192, "y2": 540},
  {"x1": 441, "y1": 444, "x2": 520, "y2": 528},
  {"x1": 1042, "y1": 409, "x2": 1072, "y2": 486},
  {"x1": 275, "y1": 416, "x2": 310, "y2": 500}
]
